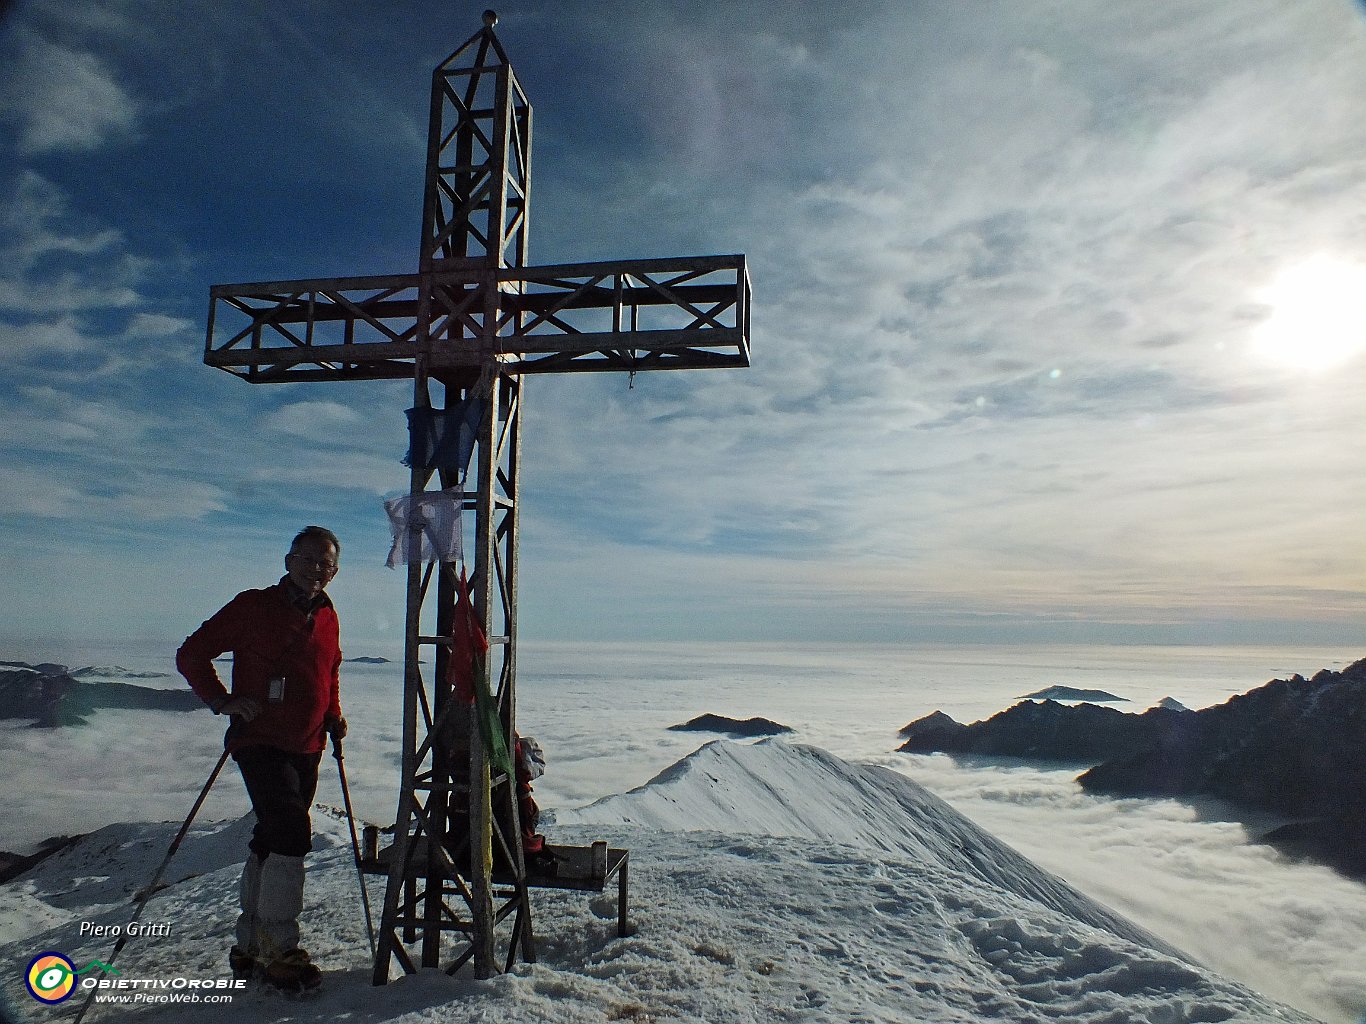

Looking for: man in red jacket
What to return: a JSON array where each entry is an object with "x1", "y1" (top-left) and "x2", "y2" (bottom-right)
[{"x1": 176, "y1": 526, "x2": 347, "y2": 992}]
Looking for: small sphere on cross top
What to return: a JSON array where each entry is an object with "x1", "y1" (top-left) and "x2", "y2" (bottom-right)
[{"x1": 482, "y1": 10, "x2": 498, "y2": 27}]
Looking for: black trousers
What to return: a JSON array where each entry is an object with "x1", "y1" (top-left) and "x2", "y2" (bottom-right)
[{"x1": 233, "y1": 745, "x2": 322, "y2": 858}]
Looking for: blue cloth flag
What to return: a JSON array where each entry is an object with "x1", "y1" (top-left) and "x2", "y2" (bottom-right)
[{"x1": 403, "y1": 398, "x2": 483, "y2": 478}]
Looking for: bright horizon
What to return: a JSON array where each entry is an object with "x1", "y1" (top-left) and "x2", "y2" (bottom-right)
[{"x1": 2, "y1": 1, "x2": 1364, "y2": 648}]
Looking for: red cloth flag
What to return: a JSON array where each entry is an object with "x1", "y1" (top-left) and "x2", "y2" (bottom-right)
[
  {"x1": 448, "y1": 568, "x2": 488, "y2": 703},
  {"x1": 446, "y1": 569, "x2": 513, "y2": 778}
]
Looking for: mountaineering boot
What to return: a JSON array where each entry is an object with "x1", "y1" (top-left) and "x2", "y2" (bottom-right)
[
  {"x1": 263, "y1": 948, "x2": 322, "y2": 992},
  {"x1": 228, "y1": 945, "x2": 258, "y2": 981}
]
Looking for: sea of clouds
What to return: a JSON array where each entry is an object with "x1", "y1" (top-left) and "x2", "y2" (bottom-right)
[{"x1": 1, "y1": 639, "x2": 1362, "y2": 1022}]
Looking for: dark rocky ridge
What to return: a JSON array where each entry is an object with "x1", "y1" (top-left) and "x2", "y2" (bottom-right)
[
  {"x1": 1017, "y1": 686, "x2": 1128, "y2": 703},
  {"x1": 0, "y1": 662, "x2": 202, "y2": 727},
  {"x1": 900, "y1": 658, "x2": 1366, "y2": 878},
  {"x1": 669, "y1": 714, "x2": 793, "y2": 737},
  {"x1": 899, "y1": 700, "x2": 1195, "y2": 763},
  {"x1": 0, "y1": 834, "x2": 84, "y2": 884}
]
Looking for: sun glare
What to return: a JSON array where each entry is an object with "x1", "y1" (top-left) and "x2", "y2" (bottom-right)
[{"x1": 1252, "y1": 255, "x2": 1366, "y2": 372}]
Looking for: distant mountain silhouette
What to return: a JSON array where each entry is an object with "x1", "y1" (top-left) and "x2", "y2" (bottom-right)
[
  {"x1": 0, "y1": 662, "x2": 201, "y2": 727},
  {"x1": 899, "y1": 700, "x2": 1192, "y2": 763},
  {"x1": 900, "y1": 659, "x2": 1366, "y2": 878},
  {"x1": 669, "y1": 714, "x2": 793, "y2": 737},
  {"x1": 71, "y1": 665, "x2": 172, "y2": 679},
  {"x1": 1017, "y1": 685, "x2": 1128, "y2": 703}
]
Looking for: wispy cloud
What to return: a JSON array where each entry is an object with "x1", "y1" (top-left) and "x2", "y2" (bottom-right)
[
  {"x1": 259, "y1": 400, "x2": 368, "y2": 442},
  {"x1": 0, "y1": 172, "x2": 144, "y2": 315},
  {"x1": 0, "y1": 25, "x2": 141, "y2": 154},
  {"x1": 508, "y1": 0, "x2": 1366, "y2": 640},
  {"x1": 0, "y1": 0, "x2": 1363, "y2": 643}
]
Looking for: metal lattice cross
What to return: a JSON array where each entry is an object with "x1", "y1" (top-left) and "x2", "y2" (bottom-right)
[{"x1": 204, "y1": 12, "x2": 750, "y2": 982}]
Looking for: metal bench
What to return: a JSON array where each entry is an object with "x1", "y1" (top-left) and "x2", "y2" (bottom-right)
[
  {"x1": 511, "y1": 843, "x2": 630, "y2": 938},
  {"x1": 360, "y1": 830, "x2": 630, "y2": 941}
]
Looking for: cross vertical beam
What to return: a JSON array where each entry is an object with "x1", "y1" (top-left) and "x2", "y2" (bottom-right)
[{"x1": 377, "y1": 15, "x2": 534, "y2": 981}]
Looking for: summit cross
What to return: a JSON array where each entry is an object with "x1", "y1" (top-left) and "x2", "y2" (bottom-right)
[{"x1": 203, "y1": 12, "x2": 750, "y2": 983}]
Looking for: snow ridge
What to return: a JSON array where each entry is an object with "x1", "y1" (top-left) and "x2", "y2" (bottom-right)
[
  {"x1": 0, "y1": 740, "x2": 1325, "y2": 1024},
  {"x1": 560, "y1": 739, "x2": 1176, "y2": 953}
]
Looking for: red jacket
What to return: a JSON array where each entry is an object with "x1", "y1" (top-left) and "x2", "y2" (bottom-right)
[{"x1": 177, "y1": 579, "x2": 342, "y2": 755}]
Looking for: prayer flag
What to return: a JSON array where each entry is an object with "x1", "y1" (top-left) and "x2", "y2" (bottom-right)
[
  {"x1": 383, "y1": 490, "x2": 462, "y2": 567},
  {"x1": 402, "y1": 399, "x2": 483, "y2": 479},
  {"x1": 447, "y1": 569, "x2": 515, "y2": 780}
]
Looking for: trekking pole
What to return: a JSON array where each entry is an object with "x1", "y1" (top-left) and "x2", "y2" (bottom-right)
[
  {"x1": 71, "y1": 749, "x2": 231, "y2": 1024},
  {"x1": 332, "y1": 730, "x2": 377, "y2": 959}
]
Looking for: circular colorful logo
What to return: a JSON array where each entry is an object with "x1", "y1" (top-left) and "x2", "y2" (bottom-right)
[{"x1": 26, "y1": 952, "x2": 77, "y2": 1004}]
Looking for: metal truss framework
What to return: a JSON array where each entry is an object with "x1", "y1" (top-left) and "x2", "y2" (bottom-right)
[
  {"x1": 203, "y1": 13, "x2": 750, "y2": 982},
  {"x1": 206, "y1": 257, "x2": 750, "y2": 381}
]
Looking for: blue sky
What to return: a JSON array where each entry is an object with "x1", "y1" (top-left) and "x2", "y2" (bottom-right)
[{"x1": 1, "y1": 0, "x2": 1364, "y2": 648}]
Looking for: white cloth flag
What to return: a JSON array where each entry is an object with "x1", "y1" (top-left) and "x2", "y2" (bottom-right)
[{"x1": 383, "y1": 490, "x2": 463, "y2": 567}]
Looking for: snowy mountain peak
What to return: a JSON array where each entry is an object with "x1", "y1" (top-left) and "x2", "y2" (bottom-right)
[{"x1": 559, "y1": 739, "x2": 1178, "y2": 953}]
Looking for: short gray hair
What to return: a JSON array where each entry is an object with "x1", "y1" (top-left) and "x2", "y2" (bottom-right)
[{"x1": 290, "y1": 525, "x2": 340, "y2": 557}]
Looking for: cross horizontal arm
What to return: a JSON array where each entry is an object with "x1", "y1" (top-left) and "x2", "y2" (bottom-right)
[{"x1": 205, "y1": 255, "x2": 750, "y2": 382}]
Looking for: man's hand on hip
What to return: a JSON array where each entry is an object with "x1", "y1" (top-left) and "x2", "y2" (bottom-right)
[{"x1": 221, "y1": 696, "x2": 262, "y2": 722}]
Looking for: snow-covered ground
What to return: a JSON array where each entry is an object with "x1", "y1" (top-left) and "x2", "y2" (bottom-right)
[{"x1": 0, "y1": 740, "x2": 1325, "y2": 1024}]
